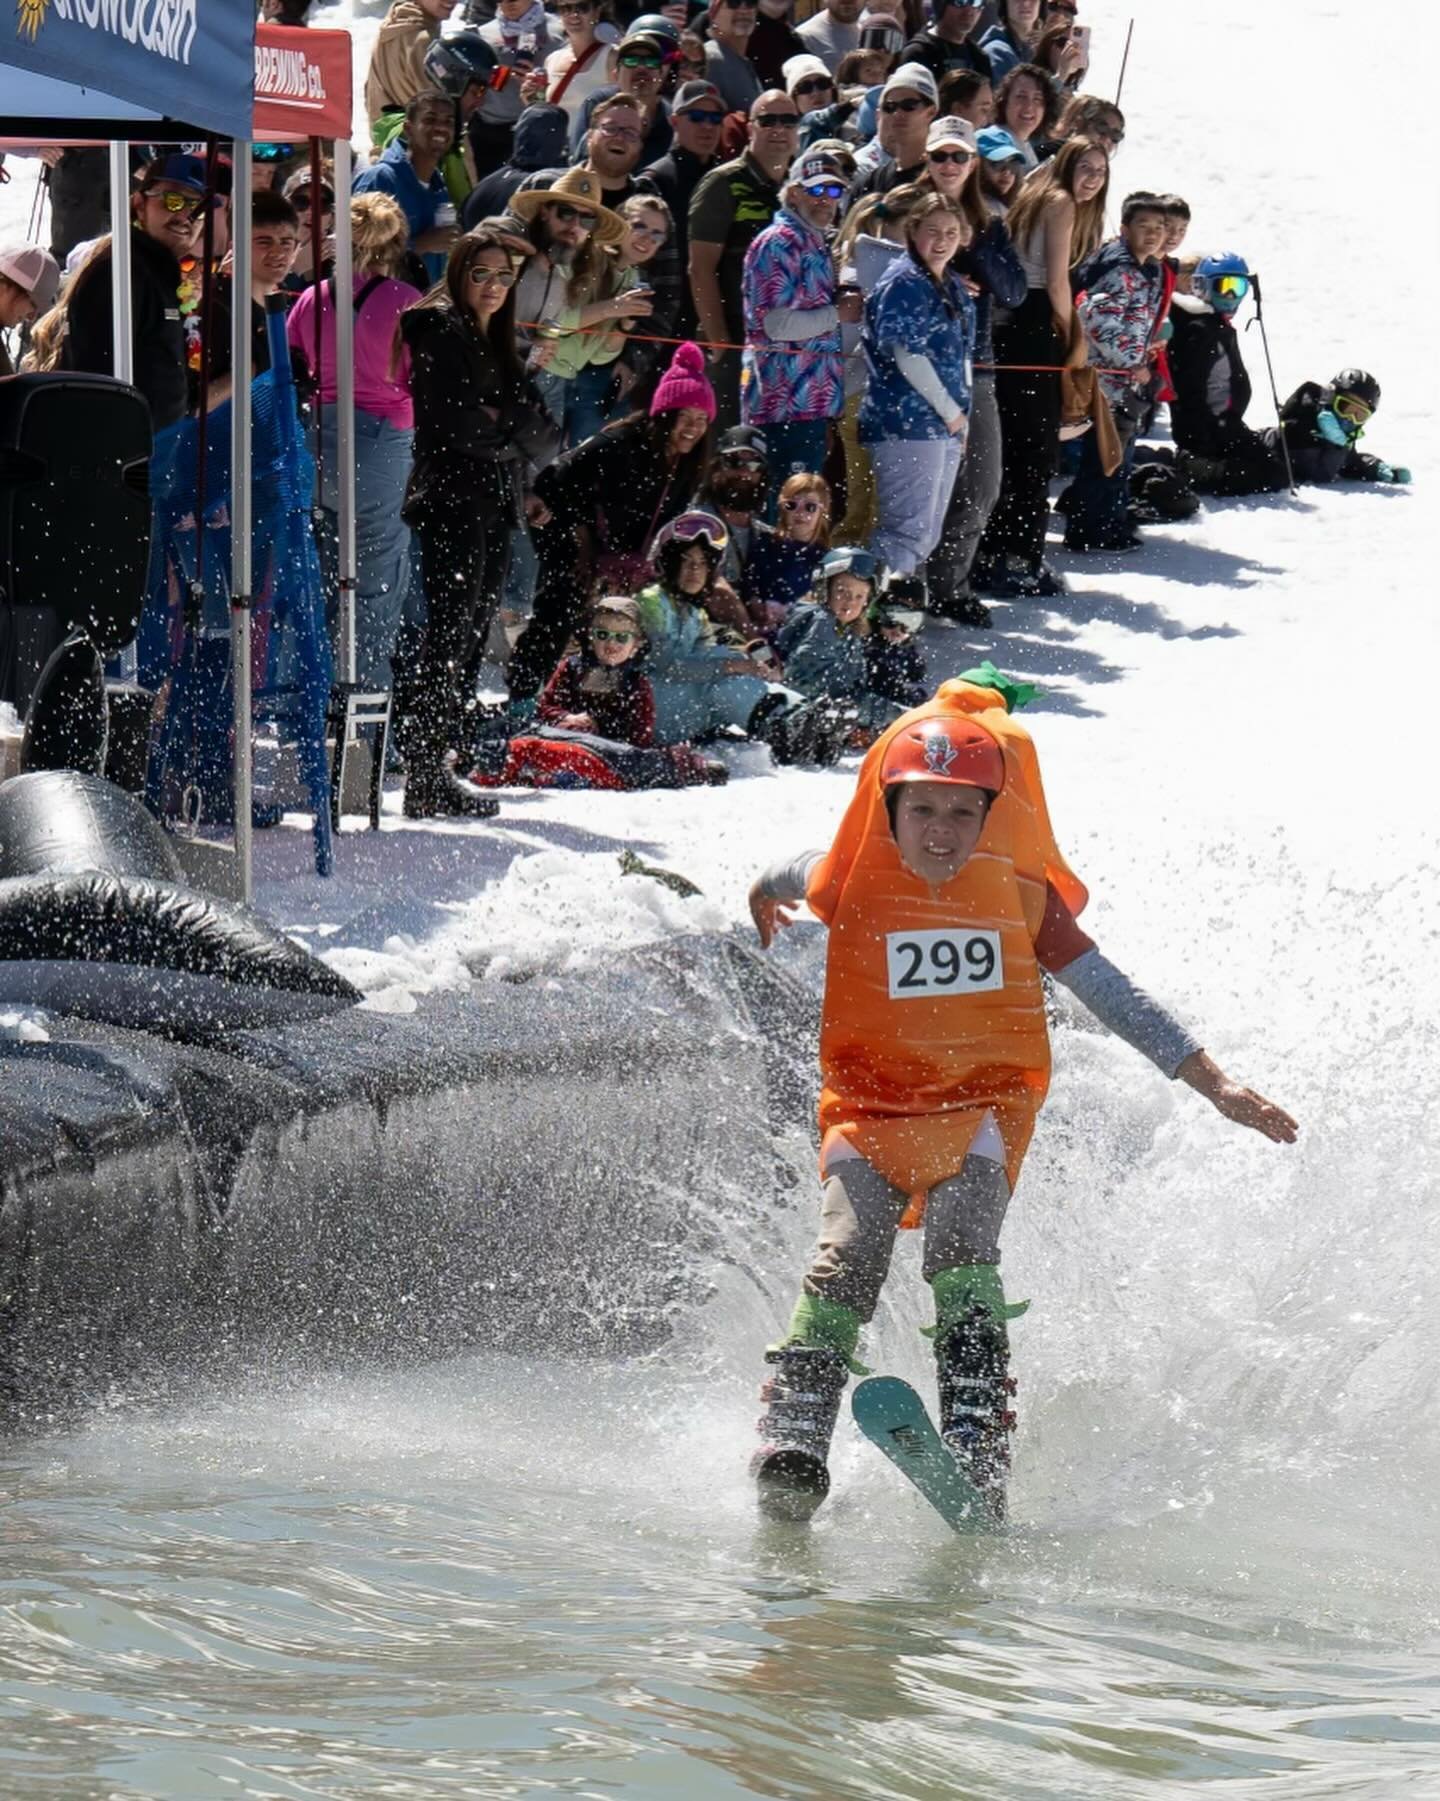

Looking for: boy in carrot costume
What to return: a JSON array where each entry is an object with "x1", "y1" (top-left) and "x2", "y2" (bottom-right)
[{"x1": 748, "y1": 674, "x2": 1297, "y2": 1521}]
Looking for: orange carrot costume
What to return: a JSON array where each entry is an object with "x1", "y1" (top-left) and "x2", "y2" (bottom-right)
[{"x1": 805, "y1": 678, "x2": 1088, "y2": 1219}]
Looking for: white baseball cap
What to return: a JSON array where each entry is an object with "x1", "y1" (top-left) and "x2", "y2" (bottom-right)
[{"x1": 926, "y1": 115, "x2": 977, "y2": 153}]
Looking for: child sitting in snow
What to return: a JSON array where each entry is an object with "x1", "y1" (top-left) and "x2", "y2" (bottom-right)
[
  {"x1": 863, "y1": 574, "x2": 929, "y2": 712},
  {"x1": 1266, "y1": 368, "x2": 1411, "y2": 489},
  {"x1": 774, "y1": 546, "x2": 905, "y2": 743},
  {"x1": 471, "y1": 598, "x2": 729, "y2": 790},
  {"x1": 1167, "y1": 251, "x2": 1289, "y2": 497},
  {"x1": 537, "y1": 597, "x2": 655, "y2": 747}
]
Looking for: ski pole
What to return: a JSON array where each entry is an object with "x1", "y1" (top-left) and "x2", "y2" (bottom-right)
[
  {"x1": 1247, "y1": 272, "x2": 1298, "y2": 496},
  {"x1": 1115, "y1": 18, "x2": 1135, "y2": 106}
]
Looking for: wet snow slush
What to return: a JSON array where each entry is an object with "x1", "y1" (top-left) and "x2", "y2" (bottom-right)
[{"x1": 3, "y1": 0, "x2": 1439, "y2": 1794}]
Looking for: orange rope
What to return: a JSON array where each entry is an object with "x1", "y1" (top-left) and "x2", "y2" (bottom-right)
[{"x1": 519, "y1": 319, "x2": 1072, "y2": 373}]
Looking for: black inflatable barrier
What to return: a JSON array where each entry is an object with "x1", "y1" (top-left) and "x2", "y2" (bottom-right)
[
  {"x1": 19, "y1": 632, "x2": 108, "y2": 778},
  {"x1": 0, "y1": 935, "x2": 821, "y2": 1426},
  {"x1": 0, "y1": 771, "x2": 357, "y2": 1037}
]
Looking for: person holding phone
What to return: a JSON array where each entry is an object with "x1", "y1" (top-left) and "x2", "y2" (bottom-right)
[{"x1": 472, "y1": 0, "x2": 566, "y2": 179}]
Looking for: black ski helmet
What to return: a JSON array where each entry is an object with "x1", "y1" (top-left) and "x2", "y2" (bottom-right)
[
  {"x1": 423, "y1": 27, "x2": 499, "y2": 97},
  {"x1": 1330, "y1": 368, "x2": 1381, "y2": 411}
]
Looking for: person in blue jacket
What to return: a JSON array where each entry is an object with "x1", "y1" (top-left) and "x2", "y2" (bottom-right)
[
  {"x1": 859, "y1": 192, "x2": 976, "y2": 574},
  {"x1": 354, "y1": 92, "x2": 459, "y2": 286}
]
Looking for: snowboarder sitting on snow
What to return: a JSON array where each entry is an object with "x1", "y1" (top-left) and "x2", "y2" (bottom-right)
[
  {"x1": 746, "y1": 676, "x2": 1298, "y2": 1523},
  {"x1": 1266, "y1": 368, "x2": 1411, "y2": 489},
  {"x1": 1167, "y1": 251, "x2": 1289, "y2": 498},
  {"x1": 774, "y1": 546, "x2": 906, "y2": 747},
  {"x1": 863, "y1": 574, "x2": 929, "y2": 712}
]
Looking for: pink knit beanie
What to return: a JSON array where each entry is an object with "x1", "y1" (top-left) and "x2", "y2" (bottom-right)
[{"x1": 649, "y1": 341, "x2": 717, "y2": 420}]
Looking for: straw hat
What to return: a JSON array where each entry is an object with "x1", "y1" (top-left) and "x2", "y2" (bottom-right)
[{"x1": 508, "y1": 169, "x2": 626, "y2": 246}]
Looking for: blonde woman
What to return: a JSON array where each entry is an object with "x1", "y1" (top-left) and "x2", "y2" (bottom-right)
[
  {"x1": 974, "y1": 133, "x2": 1108, "y2": 598},
  {"x1": 286, "y1": 191, "x2": 423, "y2": 690}
]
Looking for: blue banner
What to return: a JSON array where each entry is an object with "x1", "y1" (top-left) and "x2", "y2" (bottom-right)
[{"x1": 4, "y1": 0, "x2": 254, "y2": 140}]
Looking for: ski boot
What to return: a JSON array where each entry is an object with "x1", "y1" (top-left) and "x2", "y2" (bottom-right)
[
  {"x1": 750, "y1": 1343, "x2": 849, "y2": 1522},
  {"x1": 934, "y1": 1305, "x2": 1017, "y2": 1525}
]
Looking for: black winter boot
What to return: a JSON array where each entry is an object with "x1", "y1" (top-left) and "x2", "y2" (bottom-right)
[
  {"x1": 751, "y1": 1344, "x2": 849, "y2": 1521},
  {"x1": 934, "y1": 1307, "x2": 1017, "y2": 1523}
]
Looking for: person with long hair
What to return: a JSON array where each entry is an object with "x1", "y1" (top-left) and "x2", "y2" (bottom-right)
[
  {"x1": 543, "y1": 0, "x2": 619, "y2": 128},
  {"x1": 1030, "y1": 18, "x2": 1087, "y2": 95},
  {"x1": 978, "y1": 0, "x2": 1044, "y2": 82},
  {"x1": 1042, "y1": 91, "x2": 1124, "y2": 162},
  {"x1": 399, "y1": 228, "x2": 557, "y2": 817},
  {"x1": 974, "y1": 133, "x2": 1108, "y2": 598},
  {"x1": 915, "y1": 118, "x2": 1026, "y2": 624},
  {"x1": 287, "y1": 193, "x2": 424, "y2": 695},
  {"x1": 992, "y1": 61, "x2": 1061, "y2": 169},
  {"x1": 744, "y1": 470, "x2": 834, "y2": 621},
  {"x1": 506, "y1": 342, "x2": 716, "y2": 708},
  {"x1": 859, "y1": 192, "x2": 976, "y2": 576}
]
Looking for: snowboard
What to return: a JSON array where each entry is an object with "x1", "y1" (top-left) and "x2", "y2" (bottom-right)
[{"x1": 851, "y1": 1376, "x2": 1000, "y2": 1531}]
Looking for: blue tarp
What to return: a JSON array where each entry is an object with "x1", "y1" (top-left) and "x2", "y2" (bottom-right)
[{"x1": 2, "y1": 0, "x2": 253, "y2": 140}]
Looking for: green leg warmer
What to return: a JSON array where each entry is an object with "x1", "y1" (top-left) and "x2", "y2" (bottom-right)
[
  {"x1": 775, "y1": 1293, "x2": 871, "y2": 1375},
  {"x1": 926, "y1": 1264, "x2": 1029, "y2": 1340}
]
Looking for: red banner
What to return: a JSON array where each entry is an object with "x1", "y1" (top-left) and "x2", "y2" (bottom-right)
[{"x1": 254, "y1": 24, "x2": 352, "y2": 142}]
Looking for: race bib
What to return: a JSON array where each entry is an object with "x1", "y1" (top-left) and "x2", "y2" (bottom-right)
[{"x1": 886, "y1": 928, "x2": 1003, "y2": 999}]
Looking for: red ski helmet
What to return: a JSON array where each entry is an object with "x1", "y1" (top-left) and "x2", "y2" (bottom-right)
[{"x1": 880, "y1": 718, "x2": 1005, "y2": 796}]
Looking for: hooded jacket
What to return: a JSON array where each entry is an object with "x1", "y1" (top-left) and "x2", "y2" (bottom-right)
[
  {"x1": 804, "y1": 678, "x2": 1087, "y2": 1202},
  {"x1": 462, "y1": 106, "x2": 570, "y2": 227},
  {"x1": 365, "y1": 0, "x2": 441, "y2": 127},
  {"x1": 1167, "y1": 291, "x2": 1256, "y2": 457}
]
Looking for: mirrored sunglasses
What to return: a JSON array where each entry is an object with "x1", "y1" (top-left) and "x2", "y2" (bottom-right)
[
  {"x1": 801, "y1": 181, "x2": 847, "y2": 200},
  {"x1": 618, "y1": 52, "x2": 661, "y2": 68},
  {"x1": 150, "y1": 189, "x2": 205, "y2": 214}
]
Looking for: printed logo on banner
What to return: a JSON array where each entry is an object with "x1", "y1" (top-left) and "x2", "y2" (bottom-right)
[
  {"x1": 255, "y1": 39, "x2": 329, "y2": 106},
  {"x1": 15, "y1": 0, "x2": 198, "y2": 61}
]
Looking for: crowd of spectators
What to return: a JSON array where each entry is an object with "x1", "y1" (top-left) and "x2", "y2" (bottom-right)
[{"x1": 0, "y1": 0, "x2": 1409, "y2": 819}]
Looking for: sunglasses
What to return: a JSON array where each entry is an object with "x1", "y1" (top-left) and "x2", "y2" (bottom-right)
[
  {"x1": 292, "y1": 191, "x2": 335, "y2": 211},
  {"x1": 755, "y1": 113, "x2": 800, "y2": 128},
  {"x1": 793, "y1": 77, "x2": 834, "y2": 97},
  {"x1": 1212, "y1": 273, "x2": 1249, "y2": 300},
  {"x1": 801, "y1": 181, "x2": 847, "y2": 200},
  {"x1": 927, "y1": 148, "x2": 974, "y2": 165},
  {"x1": 591, "y1": 627, "x2": 637, "y2": 643},
  {"x1": 618, "y1": 52, "x2": 661, "y2": 68},
  {"x1": 782, "y1": 497, "x2": 822, "y2": 513},
  {"x1": 680, "y1": 108, "x2": 726, "y2": 125},
  {"x1": 629, "y1": 222, "x2": 667, "y2": 241},
  {"x1": 550, "y1": 202, "x2": 598, "y2": 227},
  {"x1": 881, "y1": 96, "x2": 929, "y2": 114},
  {"x1": 720, "y1": 451, "x2": 765, "y2": 467},
  {"x1": 1099, "y1": 127, "x2": 1126, "y2": 145},
  {"x1": 1333, "y1": 394, "x2": 1373, "y2": 426},
  {"x1": 469, "y1": 264, "x2": 517, "y2": 286},
  {"x1": 149, "y1": 189, "x2": 205, "y2": 215}
]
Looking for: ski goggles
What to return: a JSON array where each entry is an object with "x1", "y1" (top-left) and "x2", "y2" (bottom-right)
[
  {"x1": 661, "y1": 512, "x2": 729, "y2": 550},
  {"x1": 824, "y1": 550, "x2": 880, "y2": 581},
  {"x1": 1333, "y1": 393, "x2": 1373, "y2": 427},
  {"x1": 1210, "y1": 273, "x2": 1249, "y2": 301}
]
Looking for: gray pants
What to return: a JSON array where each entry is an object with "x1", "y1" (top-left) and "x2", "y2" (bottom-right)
[
  {"x1": 868, "y1": 436, "x2": 965, "y2": 575},
  {"x1": 803, "y1": 1154, "x2": 1011, "y2": 1321},
  {"x1": 927, "y1": 376, "x2": 1001, "y2": 607}
]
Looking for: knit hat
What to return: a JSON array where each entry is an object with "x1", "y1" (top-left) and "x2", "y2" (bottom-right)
[
  {"x1": 0, "y1": 244, "x2": 60, "y2": 313},
  {"x1": 649, "y1": 342, "x2": 717, "y2": 420},
  {"x1": 782, "y1": 53, "x2": 833, "y2": 94}
]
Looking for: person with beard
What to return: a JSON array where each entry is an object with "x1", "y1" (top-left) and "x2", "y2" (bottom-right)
[
  {"x1": 642, "y1": 78, "x2": 726, "y2": 325},
  {"x1": 689, "y1": 93, "x2": 800, "y2": 430},
  {"x1": 695, "y1": 425, "x2": 774, "y2": 598},
  {"x1": 512, "y1": 96, "x2": 683, "y2": 378},
  {"x1": 568, "y1": 24, "x2": 675, "y2": 164}
]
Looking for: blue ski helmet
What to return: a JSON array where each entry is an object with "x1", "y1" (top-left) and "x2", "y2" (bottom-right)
[{"x1": 1195, "y1": 250, "x2": 1250, "y2": 315}]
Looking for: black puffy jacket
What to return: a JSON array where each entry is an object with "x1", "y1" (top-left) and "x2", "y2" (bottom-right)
[
  {"x1": 1268, "y1": 381, "x2": 1391, "y2": 484},
  {"x1": 1168, "y1": 295, "x2": 1254, "y2": 457}
]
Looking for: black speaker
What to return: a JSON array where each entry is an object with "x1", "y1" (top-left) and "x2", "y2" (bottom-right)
[{"x1": 0, "y1": 372, "x2": 153, "y2": 713}]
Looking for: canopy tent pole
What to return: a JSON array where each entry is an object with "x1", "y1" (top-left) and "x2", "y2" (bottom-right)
[
  {"x1": 333, "y1": 134, "x2": 357, "y2": 685},
  {"x1": 107, "y1": 142, "x2": 133, "y2": 384},
  {"x1": 231, "y1": 145, "x2": 254, "y2": 904}
]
